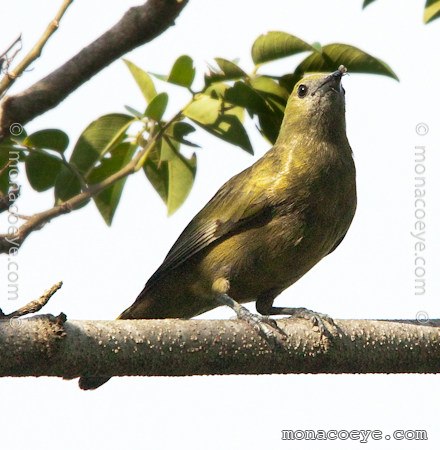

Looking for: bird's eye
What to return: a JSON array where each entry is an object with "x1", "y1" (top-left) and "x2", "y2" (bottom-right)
[{"x1": 297, "y1": 84, "x2": 308, "y2": 98}]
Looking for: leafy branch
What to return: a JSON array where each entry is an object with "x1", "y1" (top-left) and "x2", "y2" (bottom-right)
[
  {"x1": 0, "y1": 106, "x2": 188, "y2": 253},
  {"x1": 363, "y1": 0, "x2": 440, "y2": 24},
  {"x1": 0, "y1": 31, "x2": 398, "y2": 254}
]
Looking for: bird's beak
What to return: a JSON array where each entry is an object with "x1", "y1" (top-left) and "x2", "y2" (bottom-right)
[{"x1": 312, "y1": 65, "x2": 347, "y2": 96}]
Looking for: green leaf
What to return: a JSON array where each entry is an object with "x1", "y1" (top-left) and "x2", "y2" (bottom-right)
[
  {"x1": 167, "y1": 150, "x2": 196, "y2": 215},
  {"x1": 183, "y1": 94, "x2": 221, "y2": 125},
  {"x1": 256, "y1": 110, "x2": 284, "y2": 144},
  {"x1": 184, "y1": 92, "x2": 252, "y2": 153},
  {"x1": 251, "y1": 31, "x2": 314, "y2": 65},
  {"x1": 424, "y1": 0, "x2": 440, "y2": 23},
  {"x1": 206, "y1": 58, "x2": 247, "y2": 83},
  {"x1": 224, "y1": 81, "x2": 271, "y2": 115},
  {"x1": 311, "y1": 42, "x2": 322, "y2": 53},
  {"x1": 0, "y1": 152, "x2": 8, "y2": 196},
  {"x1": 25, "y1": 150, "x2": 62, "y2": 192},
  {"x1": 7, "y1": 126, "x2": 27, "y2": 144},
  {"x1": 145, "y1": 93, "x2": 168, "y2": 121},
  {"x1": 0, "y1": 139, "x2": 26, "y2": 162},
  {"x1": 0, "y1": 141, "x2": 26, "y2": 194},
  {"x1": 70, "y1": 113, "x2": 133, "y2": 175},
  {"x1": 209, "y1": 114, "x2": 253, "y2": 154},
  {"x1": 149, "y1": 72, "x2": 168, "y2": 82},
  {"x1": 88, "y1": 142, "x2": 137, "y2": 225},
  {"x1": 143, "y1": 144, "x2": 167, "y2": 204},
  {"x1": 204, "y1": 82, "x2": 228, "y2": 98},
  {"x1": 124, "y1": 105, "x2": 143, "y2": 118},
  {"x1": 246, "y1": 78, "x2": 287, "y2": 143},
  {"x1": 24, "y1": 129, "x2": 69, "y2": 153},
  {"x1": 167, "y1": 122, "x2": 199, "y2": 147},
  {"x1": 0, "y1": 143, "x2": 24, "y2": 195},
  {"x1": 54, "y1": 165, "x2": 82, "y2": 203},
  {"x1": 124, "y1": 59, "x2": 157, "y2": 103},
  {"x1": 362, "y1": 0, "x2": 377, "y2": 8},
  {"x1": 215, "y1": 58, "x2": 247, "y2": 78},
  {"x1": 167, "y1": 55, "x2": 195, "y2": 88},
  {"x1": 292, "y1": 44, "x2": 399, "y2": 88},
  {"x1": 143, "y1": 138, "x2": 197, "y2": 215},
  {"x1": 249, "y1": 76, "x2": 289, "y2": 101}
]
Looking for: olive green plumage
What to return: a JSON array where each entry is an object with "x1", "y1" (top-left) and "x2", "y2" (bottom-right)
[{"x1": 79, "y1": 67, "x2": 356, "y2": 390}]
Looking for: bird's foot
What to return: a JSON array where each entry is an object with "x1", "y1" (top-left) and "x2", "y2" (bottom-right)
[
  {"x1": 237, "y1": 307, "x2": 287, "y2": 345},
  {"x1": 256, "y1": 302, "x2": 336, "y2": 340},
  {"x1": 287, "y1": 307, "x2": 335, "y2": 340},
  {"x1": 216, "y1": 293, "x2": 286, "y2": 347}
]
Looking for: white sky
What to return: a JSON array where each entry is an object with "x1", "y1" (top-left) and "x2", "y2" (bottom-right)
[{"x1": 1, "y1": 1, "x2": 440, "y2": 449}]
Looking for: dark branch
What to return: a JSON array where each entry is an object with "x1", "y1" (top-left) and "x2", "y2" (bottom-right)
[{"x1": 0, "y1": 0, "x2": 189, "y2": 138}]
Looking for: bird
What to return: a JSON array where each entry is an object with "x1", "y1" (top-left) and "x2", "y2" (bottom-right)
[{"x1": 79, "y1": 65, "x2": 357, "y2": 390}]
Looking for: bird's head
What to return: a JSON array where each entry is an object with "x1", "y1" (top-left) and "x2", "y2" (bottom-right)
[{"x1": 277, "y1": 66, "x2": 348, "y2": 144}]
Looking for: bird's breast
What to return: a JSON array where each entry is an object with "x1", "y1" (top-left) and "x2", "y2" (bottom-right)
[{"x1": 223, "y1": 159, "x2": 355, "y2": 300}]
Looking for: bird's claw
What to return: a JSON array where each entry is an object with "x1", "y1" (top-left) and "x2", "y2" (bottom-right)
[
  {"x1": 236, "y1": 308, "x2": 287, "y2": 347},
  {"x1": 215, "y1": 292, "x2": 286, "y2": 347},
  {"x1": 288, "y1": 307, "x2": 335, "y2": 340}
]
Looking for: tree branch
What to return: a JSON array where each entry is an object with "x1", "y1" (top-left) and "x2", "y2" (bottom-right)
[
  {"x1": 0, "y1": 144, "x2": 146, "y2": 253},
  {"x1": 0, "y1": 0, "x2": 189, "y2": 139},
  {"x1": 0, "y1": 35, "x2": 22, "y2": 75},
  {"x1": 1, "y1": 315, "x2": 439, "y2": 379},
  {"x1": 0, "y1": 109, "x2": 181, "y2": 253},
  {"x1": 0, "y1": 281, "x2": 62, "y2": 319},
  {"x1": 0, "y1": 0, "x2": 73, "y2": 96}
]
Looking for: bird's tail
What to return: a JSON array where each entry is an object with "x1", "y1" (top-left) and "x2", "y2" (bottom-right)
[
  {"x1": 78, "y1": 310, "x2": 127, "y2": 390},
  {"x1": 78, "y1": 375, "x2": 111, "y2": 391},
  {"x1": 78, "y1": 297, "x2": 154, "y2": 390}
]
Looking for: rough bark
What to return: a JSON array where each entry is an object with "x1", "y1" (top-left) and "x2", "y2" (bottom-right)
[{"x1": 1, "y1": 315, "x2": 439, "y2": 379}]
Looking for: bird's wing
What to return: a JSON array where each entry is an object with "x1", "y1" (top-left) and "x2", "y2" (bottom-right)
[
  {"x1": 145, "y1": 161, "x2": 275, "y2": 288},
  {"x1": 326, "y1": 233, "x2": 347, "y2": 255}
]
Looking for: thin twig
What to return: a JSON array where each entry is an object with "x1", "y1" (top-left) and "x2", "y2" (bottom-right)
[
  {"x1": 0, "y1": 0, "x2": 73, "y2": 96},
  {"x1": 0, "y1": 154, "x2": 140, "y2": 253},
  {"x1": 0, "y1": 281, "x2": 63, "y2": 319},
  {"x1": 0, "y1": 0, "x2": 189, "y2": 139},
  {"x1": 60, "y1": 152, "x2": 88, "y2": 191},
  {"x1": 10, "y1": 213, "x2": 30, "y2": 220},
  {"x1": 0, "y1": 34, "x2": 22, "y2": 74},
  {"x1": 0, "y1": 160, "x2": 12, "y2": 178},
  {"x1": 0, "y1": 123, "x2": 166, "y2": 253},
  {"x1": 0, "y1": 99, "x2": 191, "y2": 253},
  {"x1": 0, "y1": 35, "x2": 22, "y2": 61}
]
